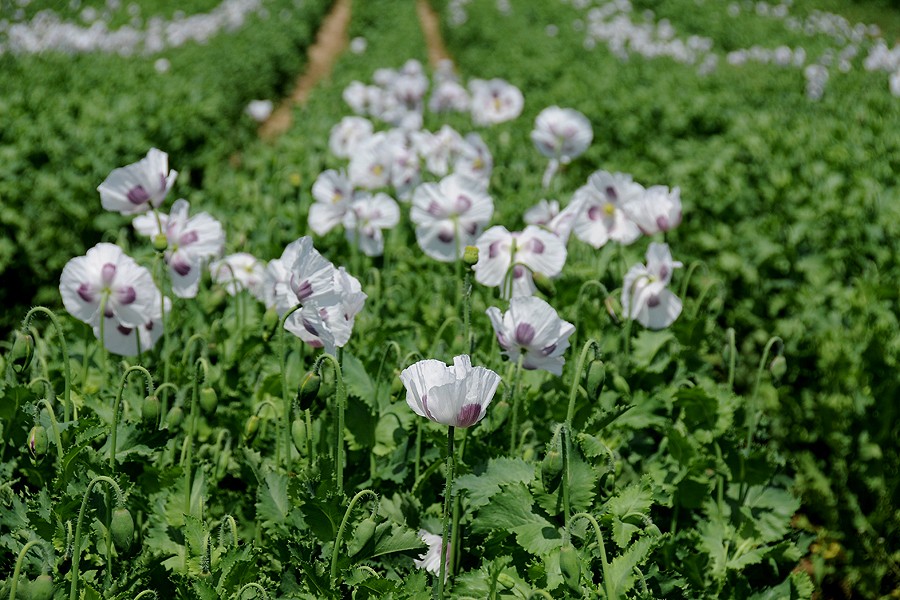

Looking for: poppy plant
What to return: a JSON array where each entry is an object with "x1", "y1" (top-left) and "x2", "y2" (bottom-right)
[
  {"x1": 410, "y1": 174, "x2": 494, "y2": 262},
  {"x1": 622, "y1": 242, "x2": 684, "y2": 329},
  {"x1": 399, "y1": 355, "x2": 500, "y2": 428},
  {"x1": 473, "y1": 225, "x2": 567, "y2": 298},
  {"x1": 98, "y1": 148, "x2": 177, "y2": 215},
  {"x1": 486, "y1": 296, "x2": 575, "y2": 376}
]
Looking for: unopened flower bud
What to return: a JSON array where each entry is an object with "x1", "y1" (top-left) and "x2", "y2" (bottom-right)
[
  {"x1": 142, "y1": 394, "x2": 160, "y2": 422},
  {"x1": 296, "y1": 372, "x2": 321, "y2": 411},
  {"x1": 199, "y1": 387, "x2": 218, "y2": 413},
  {"x1": 350, "y1": 516, "x2": 378, "y2": 556},
  {"x1": 244, "y1": 415, "x2": 260, "y2": 443},
  {"x1": 611, "y1": 372, "x2": 630, "y2": 395},
  {"x1": 585, "y1": 359, "x2": 605, "y2": 401},
  {"x1": 166, "y1": 405, "x2": 184, "y2": 429},
  {"x1": 29, "y1": 574, "x2": 55, "y2": 600},
  {"x1": 463, "y1": 245, "x2": 479, "y2": 265},
  {"x1": 262, "y1": 308, "x2": 279, "y2": 341},
  {"x1": 291, "y1": 419, "x2": 307, "y2": 453},
  {"x1": 11, "y1": 331, "x2": 34, "y2": 375},
  {"x1": 152, "y1": 233, "x2": 169, "y2": 252},
  {"x1": 541, "y1": 448, "x2": 564, "y2": 493},
  {"x1": 604, "y1": 296, "x2": 621, "y2": 325},
  {"x1": 769, "y1": 355, "x2": 787, "y2": 379},
  {"x1": 110, "y1": 507, "x2": 134, "y2": 550},
  {"x1": 532, "y1": 272, "x2": 556, "y2": 297},
  {"x1": 28, "y1": 425, "x2": 48, "y2": 458},
  {"x1": 559, "y1": 542, "x2": 582, "y2": 592}
]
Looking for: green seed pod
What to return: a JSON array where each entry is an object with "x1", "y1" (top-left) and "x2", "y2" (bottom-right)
[
  {"x1": 28, "y1": 425, "x2": 48, "y2": 458},
  {"x1": 390, "y1": 373, "x2": 404, "y2": 396},
  {"x1": 585, "y1": 359, "x2": 606, "y2": 401},
  {"x1": 152, "y1": 233, "x2": 169, "y2": 252},
  {"x1": 462, "y1": 245, "x2": 479, "y2": 266},
  {"x1": 217, "y1": 449, "x2": 230, "y2": 475},
  {"x1": 559, "y1": 543, "x2": 582, "y2": 592},
  {"x1": 496, "y1": 573, "x2": 516, "y2": 590},
  {"x1": 770, "y1": 355, "x2": 787, "y2": 379},
  {"x1": 522, "y1": 446, "x2": 535, "y2": 462},
  {"x1": 291, "y1": 419, "x2": 307, "y2": 453},
  {"x1": 199, "y1": 387, "x2": 218, "y2": 414},
  {"x1": 296, "y1": 372, "x2": 321, "y2": 411},
  {"x1": 141, "y1": 394, "x2": 161, "y2": 422},
  {"x1": 541, "y1": 449, "x2": 564, "y2": 493},
  {"x1": 244, "y1": 415, "x2": 260, "y2": 443},
  {"x1": 532, "y1": 272, "x2": 556, "y2": 297},
  {"x1": 350, "y1": 516, "x2": 378, "y2": 556},
  {"x1": 11, "y1": 331, "x2": 34, "y2": 375},
  {"x1": 29, "y1": 574, "x2": 55, "y2": 600},
  {"x1": 166, "y1": 405, "x2": 184, "y2": 429},
  {"x1": 110, "y1": 507, "x2": 134, "y2": 550},
  {"x1": 261, "y1": 308, "x2": 279, "y2": 341}
]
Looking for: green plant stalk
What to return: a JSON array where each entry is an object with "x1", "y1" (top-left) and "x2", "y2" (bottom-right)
[
  {"x1": 414, "y1": 420, "x2": 423, "y2": 483},
  {"x1": 23, "y1": 306, "x2": 73, "y2": 423},
  {"x1": 220, "y1": 514, "x2": 239, "y2": 549},
  {"x1": 134, "y1": 591, "x2": 159, "y2": 600},
  {"x1": 573, "y1": 281, "x2": 611, "y2": 351},
  {"x1": 450, "y1": 427, "x2": 470, "y2": 578},
  {"x1": 436, "y1": 426, "x2": 456, "y2": 599},
  {"x1": 726, "y1": 328, "x2": 736, "y2": 391},
  {"x1": 110, "y1": 365, "x2": 155, "y2": 471},
  {"x1": 507, "y1": 355, "x2": 524, "y2": 454},
  {"x1": 315, "y1": 353, "x2": 346, "y2": 495},
  {"x1": 30, "y1": 379, "x2": 64, "y2": 461},
  {"x1": 462, "y1": 270, "x2": 472, "y2": 354},
  {"x1": 430, "y1": 315, "x2": 462, "y2": 359},
  {"x1": 70, "y1": 476, "x2": 125, "y2": 600},
  {"x1": 184, "y1": 358, "x2": 209, "y2": 517},
  {"x1": 560, "y1": 424, "x2": 571, "y2": 531},
  {"x1": 279, "y1": 304, "x2": 304, "y2": 471},
  {"x1": 234, "y1": 583, "x2": 270, "y2": 600},
  {"x1": 330, "y1": 489, "x2": 378, "y2": 589},
  {"x1": 9, "y1": 539, "x2": 45, "y2": 600},
  {"x1": 154, "y1": 382, "x2": 179, "y2": 430},
  {"x1": 747, "y1": 336, "x2": 784, "y2": 447},
  {"x1": 566, "y1": 339, "x2": 602, "y2": 427},
  {"x1": 373, "y1": 340, "x2": 401, "y2": 407},
  {"x1": 571, "y1": 512, "x2": 613, "y2": 600}
]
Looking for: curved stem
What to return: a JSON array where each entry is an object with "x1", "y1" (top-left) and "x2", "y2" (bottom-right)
[
  {"x1": 373, "y1": 340, "x2": 401, "y2": 407},
  {"x1": 184, "y1": 359, "x2": 210, "y2": 516},
  {"x1": 279, "y1": 303, "x2": 304, "y2": 471},
  {"x1": 154, "y1": 382, "x2": 179, "y2": 430},
  {"x1": 330, "y1": 489, "x2": 379, "y2": 589},
  {"x1": 37, "y1": 397, "x2": 64, "y2": 461},
  {"x1": 180, "y1": 333, "x2": 208, "y2": 366},
  {"x1": 234, "y1": 583, "x2": 270, "y2": 600},
  {"x1": 220, "y1": 514, "x2": 239, "y2": 549},
  {"x1": 430, "y1": 315, "x2": 462, "y2": 359},
  {"x1": 566, "y1": 340, "x2": 602, "y2": 428},
  {"x1": 9, "y1": 540, "x2": 46, "y2": 600},
  {"x1": 507, "y1": 355, "x2": 524, "y2": 454},
  {"x1": 134, "y1": 592, "x2": 159, "y2": 600},
  {"x1": 747, "y1": 336, "x2": 784, "y2": 447},
  {"x1": 437, "y1": 426, "x2": 456, "y2": 599},
  {"x1": 314, "y1": 353, "x2": 346, "y2": 495},
  {"x1": 571, "y1": 512, "x2": 613, "y2": 600},
  {"x1": 23, "y1": 306, "x2": 72, "y2": 424},
  {"x1": 70, "y1": 476, "x2": 126, "y2": 600},
  {"x1": 110, "y1": 365, "x2": 155, "y2": 471}
]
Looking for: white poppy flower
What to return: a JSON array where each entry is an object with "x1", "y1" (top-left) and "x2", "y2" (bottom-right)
[
  {"x1": 410, "y1": 174, "x2": 494, "y2": 262},
  {"x1": 97, "y1": 148, "x2": 177, "y2": 215},
  {"x1": 414, "y1": 125, "x2": 464, "y2": 177},
  {"x1": 348, "y1": 133, "x2": 393, "y2": 190},
  {"x1": 209, "y1": 253, "x2": 266, "y2": 301},
  {"x1": 96, "y1": 296, "x2": 169, "y2": 356},
  {"x1": 400, "y1": 355, "x2": 501, "y2": 428},
  {"x1": 620, "y1": 185, "x2": 683, "y2": 235},
  {"x1": 245, "y1": 99, "x2": 273, "y2": 123},
  {"x1": 473, "y1": 225, "x2": 567, "y2": 298},
  {"x1": 530, "y1": 106, "x2": 593, "y2": 164},
  {"x1": 262, "y1": 237, "x2": 336, "y2": 316},
  {"x1": 621, "y1": 242, "x2": 684, "y2": 330},
  {"x1": 328, "y1": 116, "x2": 374, "y2": 159},
  {"x1": 343, "y1": 192, "x2": 401, "y2": 257},
  {"x1": 414, "y1": 530, "x2": 450, "y2": 580},
  {"x1": 429, "y1": 79, "x2": 470, "y2": 113},
  {"x1": 469, "y1": 78, "x2": 524, "y2": 126},
  {"x1": 285, "y1": 267, "x2": 366, "y2": 353},
  {"x1": 309, "y1": 169, "x2": 355, "y2": 236},
  {"x1": 486, "y1": 296, "x2": 575, "y2": 375},
  {"x1": 133, "y1": 199, "x2": 225, "y2": 298},
  {"x1": 571, "y1": 170, "x2": 643, "y2": 248},
  {"x1": 452, "y1": 133, "x2": 493, "y2": 191}
]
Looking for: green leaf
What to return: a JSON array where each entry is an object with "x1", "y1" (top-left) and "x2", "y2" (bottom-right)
[
  {"x1": 193, "y1": 579, "x2": 219, "y2": 600},
  {"x1": 368, "y1": 521, "x2": 426, "y2": 559},
  {"x1": 342, "y1": 351, "x2": 374, "y2": 404},
  {"x1": 455, "y1": 457, "x2": 535, "y2": 509},
  {"x1": 256, "y1": 470, "x2": 290, "y2": 525},
  {"x1": 605, "y1": 535, "x2": 658, "y2": 598},
  {"x1": 474, "y1": 483, "x2": 563, "y2": 556},
  {"x1": 630, "y1": 330, "x2": 676, "y2": 372}
]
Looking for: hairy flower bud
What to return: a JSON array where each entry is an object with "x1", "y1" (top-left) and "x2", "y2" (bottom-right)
[
  {"x1": 110, "y1": 507, "x2": 134, "y2": 550},
  {"x1": 261, "y1": 308, "x2": 279, "y2": 341},
  {"x1": 463, "y1": 245, "x2": 479, "y2": 265},
  {"x1": 29, "y1": 575, "x2": 55, "y2": 600},
  {"x1": 769, "y1": 355, "x2": 787, "y2": 379},
  {"x1": 199, "y1": 387, "x2": 218, "y2": 414},
  {"x1": 166, "y1": 406, "x2": 184, "y2": 429},
  {"x1": 152, "y1": 233, "x2": 169, "y2": 252},
  {"x1": 11, "y1": 331, "x2": 34, "y2": 375},
  {"x1": 142, "y1": 394, "x2": 161, "y2": 422},
  {"x1": 28, "y1": 425, "x2": 48, "y2": 458},
  {"x1": 296, "y1": 372, "x2": 321, "y2": 411},
  {"x1": 585, "y1": 359, "x2": 605, "y2": 401},
  {"x1": 244, "y1": 415, "x2": 260, "y2": 443},
  {"x1": 559, "y1": 542, "x2": 582, "y2": 592},
  {"x1": 532, "y1": 272, "x2": 556, "y2": 297},
  {"x1": 350, "y1": 517, "x2": 378, "y2": 556},
  {"x1": 291, "y1": 419, "x2": 307, "y2": 453},
  {"x1": 541, "y1": 426, "x2": 565, "y2": 493}
]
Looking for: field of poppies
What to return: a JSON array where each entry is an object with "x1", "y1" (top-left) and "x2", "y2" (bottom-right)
[{"x1": 2, "y1": 0, "x2": 899, "y2": 598}]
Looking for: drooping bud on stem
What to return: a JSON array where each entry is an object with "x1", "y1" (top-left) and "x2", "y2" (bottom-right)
[
  {"x1": 11, "y1": 331, "x2": 35, "y2": 375},
  {"x1": 110, "y1": 506, "x2": 134, "y2": 551},
  {"x1": 29, "y1": 425, "x2": 48, "y2": 458},
  {"x1": 296, "y1": 372, "x2": 321, "y2": 411}
]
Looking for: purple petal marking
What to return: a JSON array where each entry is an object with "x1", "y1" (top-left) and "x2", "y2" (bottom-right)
[
  {"x1": 489, "y1": 240, "x2": 501, "y2": 259},
  {"x1": 605, "y1": 185, "x2": 618, "y2": 201},
  {"x1": 455, "y1": 194, "x2": 472, "y2": 212},
  {"x1": 421, "y1": 393, "x2": 435, "y2": 421},
  {"x1": 656, "y1": 215, "x2": 670, "y2": 231},
  {"x1": 117, "y1": 324, "x2": 132, "y2": 335},
  {"x1": 456, "y1": 403, "x2": 482, "y2": 428},
  {"x1": 302, "y1": 318, "x2": 318, "y2": 336},
  {"x1": 293, "y1": 278, "x2": 313, "y2": 301},
  {"x1": 127, "y1": 185, "x2": 150, "y2": 205},
  {"x1": 438, "y1": 229, "x2": 454, "y2": 244},
  {"x1": 428, "y1": 201, "x2": 443, "y2": 216},
  {"x1": 659, "y1": 265, "x2": 670, "y2": 281},
  {"x1": 117, "y1": 286, "x2": 136, "y2": 305},
  {"x1": 496, "y1": 331, "x2": 510, "y2": 350},
  {"x1": 77, "y1": 283, "x2": 94, "y2": 303},
  {"x1": 647, "y1": 294, "x2": 661, "y2": 308},
  {"x1": 145, "y1": 320, "x2": 155, "y2": 331},
  {"x1": 464, "y1": 222, "x2": 478, "y2": 235},
  {"x1": 513, "y1": 265, "x2": 525, "y2": 279},
  {"x1": 308, "y1": 339, "x2": 324, "y2": 348},
  {"x1": 172, "y1": 258, "x2": 191, "y2": 277},
  {"x1": 541, "y1": 343, "x2": 557, "y2": 356},
  {"x1": 515, "y1": 322, "x2": 536, "y2": 346},
  {"x1": 179, "y1": 230, "x2": 198, "y2": 246},
  {"x1": 531, "y1": 238, "x2": 545, "y2": 254},
  {"x1": 104, "y1": 306, "x2": 114, "y2": 318},
  {"x1": 587, "y1": 206, "x2": 601, "y2": 221},
  {"x1": 159, "y1": 173, "x2": 168, "y2": 192},
  {"x1": 101, "y1": 263, "x2": 117, "y2": 285}
]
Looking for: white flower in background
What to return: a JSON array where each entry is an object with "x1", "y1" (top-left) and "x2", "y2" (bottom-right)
[
  {"x1": 452, "y1": 133, "x2": 493, "y2": 190},
  {"x1": 429, "y1": 79, "x2": 470, "y2": 113},
  {"x1": 400, "y1": 355, "x2": 501, "y2": 428},
  {"x1": 210, "y1": 253, "x2": 266, "y2": 301},
  {"x1": 524, "y1": 199, "x2": 561, "y2": 227},
  {"x1": 309, "y1": 169, "x2": 355, "y2": 236},
  {"x1": 531, "y1": 106, "x2": 593, "y2": 163},
  {"x1": 285, "y1": 267, "x2": 367, "y2": 354},
  {"x1": 524, "y1": 198, "x2": 578, "y2": 243},
  {"x1": 98, "y1": 147, "x2": 177, "y2": 215},
  {"x1": 621, "y1": 185, "x2": 682, "y2": 235},
  {"x1": 410, "y1": 174, "x2": 494, "y2": 262},
  {"x1": 486, "y1": 296, "x2": 575, "y2": 375},
  {"x1": 622, "y1": 242, "x2": 683, "y2": 330},
  {"x1": 391, "y1": 60, "x2": 429, "y2": 111},
  {"x1": 343, "y1": 192, "x2": 401, "y2": 257},
  {"x1": 245, "y1": 99, "x2": 273, "y2": 123},
  {"x1": 469, "y1": 78, "x2": 524, "y2": 125},
  {"x1": 328, "y1": 116, "x2": 374, "y2": 159},
  {"x1": 571, "y1": 170, "x2": 643, "y2": 248},
  {"x1": 414, "y1": 530, "x2": 450, "y2": 580},
  {"x1": 349, "y1": 132, "x2": 393, "y2": 189},
  {"x1": 388, "y1": 134, "x2": 422, "y2": 201},
  {"x1": 414, "y1": 125, "x2": 464, "y2": 177},
  {"x1": 133, "y1": 199, "x2": 225, "y2": 298},
  {"x1": 262, "y1": 236, "x2": 336, "y2": 316},
  {"x1": 97, "y1": 296, "x2": 170, "y2": 357},
  {"x1": 473, "y1": 225, "x2": 567, "y2": 298},
  {"x1": 350, "y1": 36, "x2": 367, "y2": 54}
]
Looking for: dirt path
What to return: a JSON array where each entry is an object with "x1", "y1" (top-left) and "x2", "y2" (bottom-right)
[
  {"x1": 258, "y1": 0, "x2": 352, "y2": 140},
  {"x1": 417, "y1": 0, "x2": 452, "y2": 67}
]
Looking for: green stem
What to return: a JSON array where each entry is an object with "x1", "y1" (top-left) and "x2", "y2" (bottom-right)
[
  {"x1": 9, "y1": 540, "x2": 45, "y2": 600},
  {"x1": 566, "y1": 340, "x2": 602, "y2": 427},
  {"x1": 154, "y1": 382, "x2": 179, "y2": 431},
  {"x1": 571, "y1": 512, "x2": 613, "y2": 600},
  {"x1": 220, "y1": 514, "x2": 239, "y2": 549},
  {"x1": 234, "y1": 583, "x2": 270, "y2": 600},
  {"x1": 573, "y1": 280, "x2": 612, "y2": 350},
  {"x1": 23, "y1": 306, "x2": 73, "y2": 424},
  {"x1": 430, "y1": 315, "x2": 462, "y2": 359},
  {"x1": 436, "y1": 426, "x2": 456, "y2": 599},
  {"x1": 560, "y1": 424, "x2": 571, "y2": 530},
  {"x1": 330, "y1": 489, "x2": 378, "y2": 589},
  {"x1": 747, "y1": 336, "x2": 784, "y2": 447},
  {"x1": 414, "y1": 420, "x2": 423, "y2": 483},
  {"x1": 110, "y1": 365, "x2": 155, "y2": 472},
  {"x1": 70, "y1": 476, "x2": 126, "y2": 600},
  {"x1": 373, "y1": 340, "x2": 401, "y2": 408},
  {"x1": 184, "y1": 359, "x2": 210, "y2": 517},
  {"x1": 314, "y1": 353, "x2": 346, "y2": 495},
  {"x1": 30, "y1": 380, "x2": 64, "y2": 461},
  {"x1": 450, "y1": 427, "x2": 469, "y2": 578},
  {"x1": 725, "y1": 328, "x2": 737, "y2": 391},
  {"x1": 507, "y1": 355, "x2": 524, "y2": 454},
  {"x1": 133, "y1": 591, "x2": 159, "y2": 600},
  {"x1": 279, "y1": 304, "x2": 304, "y2": 472},
  {"x1": 180, "y1": 333, "x2": 208, "y2": 366}
]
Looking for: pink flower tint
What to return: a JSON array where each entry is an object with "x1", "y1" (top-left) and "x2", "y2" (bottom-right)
[
  {"x1": 400, "y1": 355, "x2": 500, "y2": 428},
  {"x1": 98, "y1": 148, "x2": 177, "y2": 215}
]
